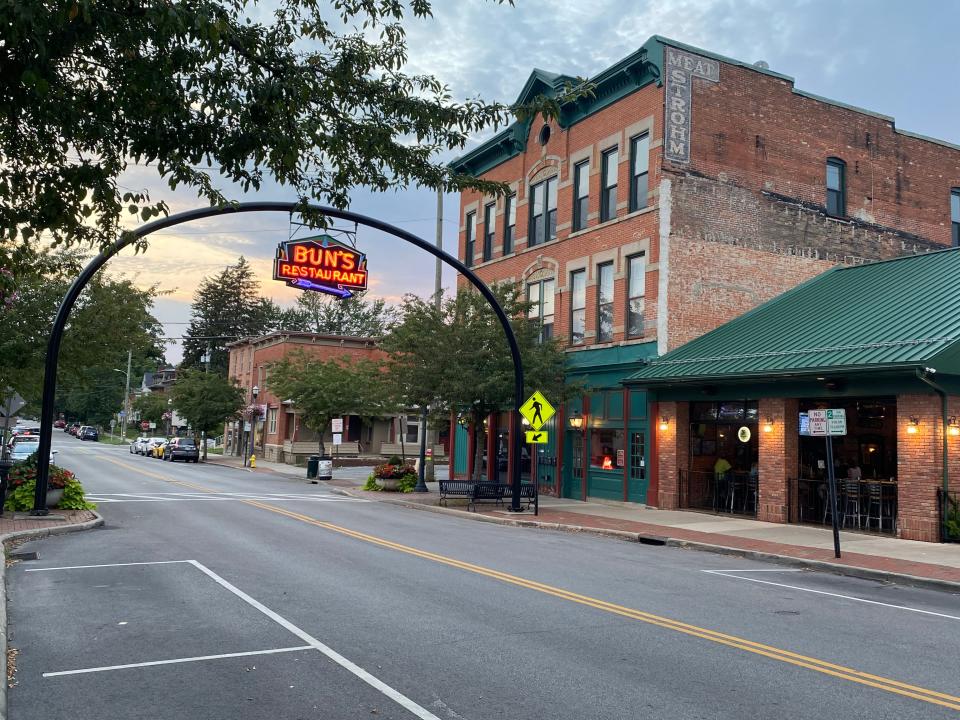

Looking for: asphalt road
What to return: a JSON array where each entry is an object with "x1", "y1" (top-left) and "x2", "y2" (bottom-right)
[{"x1": 6, "y1": 435, "x2": 960, "y2": 719}]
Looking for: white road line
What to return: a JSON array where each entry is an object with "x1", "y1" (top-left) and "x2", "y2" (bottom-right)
[
  {"x1": 26, "y1": 560, "x2": 193, "y2": 572},
  {"x1": 187, "y1": 560, "x2": 442, "y2": 720},
  {"x1": 702, "y1": 570, "x2": 960, "y2": 621},
  {"x1": 43, "y1": 646, "x2": 313, "y2": 677}
]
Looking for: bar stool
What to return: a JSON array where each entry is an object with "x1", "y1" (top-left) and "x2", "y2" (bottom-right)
[
  {"x1": 863, "y1": 482, "x2": 884, "y2": 531},
  {"x1": 841, "y1": 479, "x2": 861, "y2": 529}
]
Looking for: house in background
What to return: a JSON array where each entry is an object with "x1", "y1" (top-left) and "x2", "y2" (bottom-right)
[{"x1": 225, "y1": 331, "x2": 445, "y2": 465}]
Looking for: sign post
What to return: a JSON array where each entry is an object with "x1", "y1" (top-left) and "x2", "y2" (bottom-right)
[{"x1": 808, "y1": 408, "x2": 847, "y2": 558}]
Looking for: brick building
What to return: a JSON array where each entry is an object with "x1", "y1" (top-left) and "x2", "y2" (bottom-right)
[
  {"x1": 449, "y1": 36, "x2": 960, "y2": 541},
  {"x1": 226, "y1": 332, "x2": 443, "y2": 465}
]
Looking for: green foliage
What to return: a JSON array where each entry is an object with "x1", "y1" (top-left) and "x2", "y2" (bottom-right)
[
  {"x1": 365, "y1": 466, "x2": 417, "y2": 492},
  {"x1": 4, "y1": 459, "x2": 95, "y2": 511},
  {"x1": 362, "y1": 475, "x2": 382, "y2": 492},
  {"x1": 945, "y1": 505, "x2": 960, "y2": 541},
  {"x1": 281, "y1": 292, "x2": 398, "y2": 338},
  {"x1": 181, "y1": 257, "x2": 280, "y2": 375},
  {"x1": 170, "y1": 369, "x2": 245, "y2": 453},
  {"x1": 381, "y1": 285, "x2": 574, "y2": 479},
  {"x1": 386, "y1": 455, "x2": 403, "y2": 466},
  {"x1": 2, "y1": 0, "x2": 541, "y2": 252},
  {"x1": 267, "y1": 350, "x2": 389, "y2": 457},
  {"x1": 134, "y1": 393, "x2": 170, "y2": 426}
]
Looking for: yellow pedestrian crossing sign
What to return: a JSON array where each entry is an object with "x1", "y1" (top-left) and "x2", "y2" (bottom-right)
[
  {"x1": 519, "y1": 391, "x2": 555, "y2": 430},
  {"x1": 525, "y1": 430, "x2": 549, "y2": 444}
]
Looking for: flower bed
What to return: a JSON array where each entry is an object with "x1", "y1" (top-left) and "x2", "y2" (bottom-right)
[
  {"x1": 4, "y1": 459, "x2": 96, "y2": 511},
  {"x1": 363, "y1": 462, "x2": 418, "y2": 492}
]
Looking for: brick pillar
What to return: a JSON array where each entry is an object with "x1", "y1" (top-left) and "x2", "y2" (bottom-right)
[
  {"x1": 757, "y1": 398, "x2": 798, "y2": 524},
  {"x1": 657, "y1": 401, "x2": 689, "y2": 510},
  {"x1": 897, "y1": 394, "x2": 942, "y2": 542}
]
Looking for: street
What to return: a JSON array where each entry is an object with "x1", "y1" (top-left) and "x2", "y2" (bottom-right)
[{"x1": 5, "y1": 436, "x2": 960, "y2": 719}]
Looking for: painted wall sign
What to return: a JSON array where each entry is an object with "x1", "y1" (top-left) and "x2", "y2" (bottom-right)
[
  {"x1": 273, "y1": 235, "x2": 368, "y2": 298},
  {"x1": 664, "y1": 47, "x2": 720, "y2": 164}
]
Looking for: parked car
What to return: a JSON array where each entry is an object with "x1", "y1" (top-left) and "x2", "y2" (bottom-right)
[
  {"x1": 9, "y1": 438, "x2": 39, "y2": 462},
  {"x1": 164, "y1": 437, "x2": 199, "y2": 463},
  {"x1": 53, "y1": 419, "x2": 66, "y2": 429},
  {"x1": 139, "y1": 437, "x2": 161, "y2": 455},
  {"x1": 68, "y1": 423, "x2": 81, "y2": 436},
  {"x1": 150, "y1": 439, "x2": 168, "y2": 458},
  {"x1": 130, "y1": 437, "x2": 143, "y2": 454},
  {"x1": 79, "y1": 426, "x2": 99, "y2": 441}
]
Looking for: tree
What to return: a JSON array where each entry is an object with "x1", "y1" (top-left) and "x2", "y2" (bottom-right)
[
  {"x1": 133, "y1": 393, "x2": 169, "y2": 428},
  {"x1": 1, "y1": 0, "x2": 589, "y2": 252},
  {"x1": 382, "y1": 286, "x2": 572, "y2": 480},
  {"x1": 267, "y1": 351, "x2": 386, "y2": 457},
  {"x1": 282, "y1": 292, "x2": 397, "y2": 337},
  {"x1": 170, "y1": 370, "x2": 245, "y2": 460},
  {"x1": 181, "y1": 257, "x2": 274, "y2": 374}
]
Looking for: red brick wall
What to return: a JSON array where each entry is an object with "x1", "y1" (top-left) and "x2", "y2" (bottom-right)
[
  {"x1": 677, "y1": 60, "x2": 960, "y2": 243},
  {"x1": 757, "y1": 398, "x2": 798, "y2": 523},
  {"x1": 656, "y1": 401, "x2": 689, "y2": 509},
  {"x1": 896, "y1": 394, "x2": 942, "y2": 542}
]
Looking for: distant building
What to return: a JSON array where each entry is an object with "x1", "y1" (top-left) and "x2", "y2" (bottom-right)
[
  {"x1": 449, "y1": 36, "x2": 960, "y2": 541},
  {"x1": 225, "y1": 331, "x2": 445, "y2": 465}
]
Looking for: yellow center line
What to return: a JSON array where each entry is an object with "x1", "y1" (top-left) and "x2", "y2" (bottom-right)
[{"x1": 94, "y1": 456, "x2": 960, "y2": 711}]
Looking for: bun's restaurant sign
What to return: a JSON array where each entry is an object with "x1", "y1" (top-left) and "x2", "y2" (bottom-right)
[{"x1": 273, "y1": 235, "x2": 368, "y2": 298}]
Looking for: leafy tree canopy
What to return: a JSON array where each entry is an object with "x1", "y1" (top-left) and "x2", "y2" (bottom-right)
[
  {"x1": 170, "y1": 369, "x2": 245, "y2": 458},
  {"x1": 281, "y1": 291, "x2": 397, "y2": 337},
  {"x1": 381, "y1": 285, "x2": 573, "y2": 479},
  {"x1": 266, "y1": 350, "x2": 386, "y2": 456},
  {"x1": 1, "y1": 0, "x2": 592, "y2": 254},
  {"x1": 132, "y1": 392, "x2": 170, "y2": 427}
]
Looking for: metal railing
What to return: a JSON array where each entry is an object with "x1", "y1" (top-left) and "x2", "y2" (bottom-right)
[
  {"x1": 938, "y1": 488, "x2": 960, "y2": 543},
  {"x1": 678, "y1": 469, "x2": 757, "y2": 517}
]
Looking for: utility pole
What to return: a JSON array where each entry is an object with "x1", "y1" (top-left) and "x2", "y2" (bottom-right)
[{"x1": 122, "y1": 349, "x2": 132, "y2": 441}]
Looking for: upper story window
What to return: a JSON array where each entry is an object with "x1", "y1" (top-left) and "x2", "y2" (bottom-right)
[
  {"x1": 597, "y1": 262, "x2": 614, "y2": 343},
  {"x1": 573, "y1": 160, "x2": 589, "y2": 232},
  {"x1": 626, "y1": 253, "x2": 646, "y2": 338},
  {"x1": 529, "y1": 176, "x2": 557, "y2": 247},
  {"x1": 464, "y1": 211, "x2": 476, "y2": 267},
  {"x1": 504, "y1": 193, "x2": 516, "y2": 254},
  {"x1": 952, "y1": 188, "x2": 960, "y2": 247},
  {"x1": 527, "y1": 277, "x2": 555, "y2": 343},
  {"x1": 483, "y1": 202, "x2": 496, "y2": 262},
  {"x1": 600, "y1": 147, "x2": 618, "y2": 223},
  {"x1": 570, "y1": 269, "x2": 586, "y2": 346},
  {"x1": 826, "y1": 158, "x2": 846, "y2": 217},
  {"x1": 629, "y1": 133, "x2": 650, "y2": 212}
]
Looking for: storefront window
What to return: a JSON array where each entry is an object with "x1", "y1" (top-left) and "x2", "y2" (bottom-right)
[{"x1": 590, "y1": 428, "x2": 624, "y2": 470}]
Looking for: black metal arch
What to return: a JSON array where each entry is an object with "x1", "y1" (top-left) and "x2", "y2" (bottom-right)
[{"x1": 34, "y1": 202, "x2": 525, "y2": 512}]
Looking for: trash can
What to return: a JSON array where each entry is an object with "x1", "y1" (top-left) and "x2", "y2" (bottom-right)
[
  {"x1": 306, "y1": 455, "x2": 320, "y2": 479},
  {"x1": 317, "y1": 455, "x2": 333, "y2": 482}
]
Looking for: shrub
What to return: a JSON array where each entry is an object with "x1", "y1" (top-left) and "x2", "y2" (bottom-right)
[
  {"x1": 4, "y1": 458, "x2": 96, "y2": 511},
  {"x1": 370, "y1": 463, "x2": 418, "y2": 492},
  {"x1": 386, "y1": 455, "x2": 403, "y2": 466},
  {"x1": 362, "y1": 475, "x2": 381, "y2": 492}
]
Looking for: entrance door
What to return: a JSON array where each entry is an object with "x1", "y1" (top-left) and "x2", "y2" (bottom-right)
[
  {"x1": 563, "y1": 430, "x2": 584, "y2": 499},
  {"x1": 627, "y1": 430, "x2": 648, "y2": 503}
]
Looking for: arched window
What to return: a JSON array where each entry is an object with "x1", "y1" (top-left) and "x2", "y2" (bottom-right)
[{"x1": 826, "y1": 158, "x2": 846, "y2": 217}]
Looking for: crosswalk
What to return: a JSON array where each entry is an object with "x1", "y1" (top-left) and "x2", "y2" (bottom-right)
[{"x1": 85, "y1": 492, "x2": 367, "y2": 504}]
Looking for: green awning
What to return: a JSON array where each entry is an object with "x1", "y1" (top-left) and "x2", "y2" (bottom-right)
[{"x1": 628, "y1": 248, "x2": 960, "y2": 387}]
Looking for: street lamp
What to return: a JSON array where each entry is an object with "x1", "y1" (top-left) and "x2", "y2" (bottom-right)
[
  {"x1": 415, "y1": 404, "x2": 430, "y2": 493},
  {"x1": 248, "y1": 386, "x2": 259, "y2": 466},
  {"x1": 166, "y1": 397, "x2": 173, "y2": 437},
  {"x1": 112, "y1": 349, "x2": 132, "y2": 441}
]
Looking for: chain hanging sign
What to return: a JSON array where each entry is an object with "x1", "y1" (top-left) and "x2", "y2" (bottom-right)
[{"x1": 273, "y1": 234, "x2": 368, "y2": 299}]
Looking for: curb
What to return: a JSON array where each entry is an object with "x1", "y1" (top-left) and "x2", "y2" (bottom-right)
[
  {"x1": 0, "y1": 511, "x2": 104, "y2": 720},
  {"x1": 327, "y1": 485, "x2": 960, "y2": 594}
]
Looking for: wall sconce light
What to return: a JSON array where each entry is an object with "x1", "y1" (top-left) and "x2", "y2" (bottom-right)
[
  {"x1": 569, "y1": 411, "x2": 584, "y2": 430},
  {"x1": 762, "y1": 417, "x2": 774, "y2": 433},
  {"x1": 658, "y1": 416, "x2": 669, "y2": 432},
  {"x1": 949, "y1": 417, "x2": 960, "y2": 437},
  {"x1": 521, "y1": 416, "x2": 531, "y2": 427},
  {"x1": 907, "y1": 416, "x2": 920, "y2": 435}
]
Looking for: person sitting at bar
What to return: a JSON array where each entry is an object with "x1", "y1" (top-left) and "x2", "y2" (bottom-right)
[{"x1": 847, "y1": 460, "x2": 862, "y2": 481}]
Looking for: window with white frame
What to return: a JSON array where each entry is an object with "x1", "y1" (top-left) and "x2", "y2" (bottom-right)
[
  {"x1": 597, "y1": 262, "x2": 614, "y2": 343},
  {"x1": 626, "y1": 253, "x2": 646, "y2": 337},
  {"x1": 527, "y1": 277, "x2": 555, "y2": 342},
  {"x1": 570, "y1": 269, "x2": 586, "y2": 345}
]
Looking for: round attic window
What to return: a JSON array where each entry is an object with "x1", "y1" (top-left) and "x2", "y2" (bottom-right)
[{"x1": 537, "y1": 124, "x2": 551, "y2": 145}]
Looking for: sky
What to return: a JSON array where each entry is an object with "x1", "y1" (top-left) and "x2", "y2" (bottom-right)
[{"x1": 100, "y1": 0, "x2": 960, "y2": 363}]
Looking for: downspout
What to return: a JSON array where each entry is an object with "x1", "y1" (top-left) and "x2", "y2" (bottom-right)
[{"x1": 916, "y1": 368, "x2": 949, "y2": 539}]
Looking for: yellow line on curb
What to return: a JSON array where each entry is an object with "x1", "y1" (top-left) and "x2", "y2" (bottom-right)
[{"x1": 93, "y1": 455, "x2": 960, "y2": 711}]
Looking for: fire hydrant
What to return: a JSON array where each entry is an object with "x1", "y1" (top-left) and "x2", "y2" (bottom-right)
[{"x1": 249, "y1": 454, "x2": 257, "y2": 469}]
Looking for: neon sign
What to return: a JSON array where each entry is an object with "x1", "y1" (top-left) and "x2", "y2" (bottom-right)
[{"x1": 273, "y1": 235, "x2": 368, "y2": 299}]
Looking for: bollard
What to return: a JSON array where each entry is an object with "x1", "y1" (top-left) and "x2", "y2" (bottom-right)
[{"x1": 250, "y1": 454, "x2": 256, "y2": 469}]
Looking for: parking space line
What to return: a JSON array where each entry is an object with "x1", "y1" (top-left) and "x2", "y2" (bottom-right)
[
  {"x1": 43, "y1": 646, "x2": 313, "y2": 677},
  {"x1": 26, "y1": 560, "x2": 193, "y2": 573},
  {"x1": 702, "y1": 570, "x2": 960, "y2": 621},
  {"x1": 186, "y1": 560, "x2": 443, "y2": 720}
]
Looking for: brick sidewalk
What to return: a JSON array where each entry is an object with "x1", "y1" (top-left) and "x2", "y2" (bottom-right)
[{"x1": 0, "y1": 510, "x2": 98, "y2": 537}]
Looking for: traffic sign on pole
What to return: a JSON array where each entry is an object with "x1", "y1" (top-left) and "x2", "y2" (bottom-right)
[
  {"x1": 519, "y1": 391, "x2": 555, "y2": 431},
  {"x1": 525, "y1": 430, "x2": 548, "y2": 444}
]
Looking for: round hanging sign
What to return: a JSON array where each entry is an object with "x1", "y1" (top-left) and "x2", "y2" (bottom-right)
[{"x1": 737, "y1": 426, "x2": 751, "y2": 443}]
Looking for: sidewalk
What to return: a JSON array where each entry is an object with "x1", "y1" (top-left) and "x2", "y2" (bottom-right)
[
  {"x1": 205, "y1": 453, "x2": 450, "y2": 482},
  {"x1": 323, "y1": 474, "x2": 960, "y2": 590}
]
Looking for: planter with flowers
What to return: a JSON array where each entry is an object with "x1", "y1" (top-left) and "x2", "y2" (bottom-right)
[
  {"x1": 4, "y1": 455, "x2": 96, "y2": 511},
  {"x1": 363, "y1": 463, "x2": 418, "y2": 492}
]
